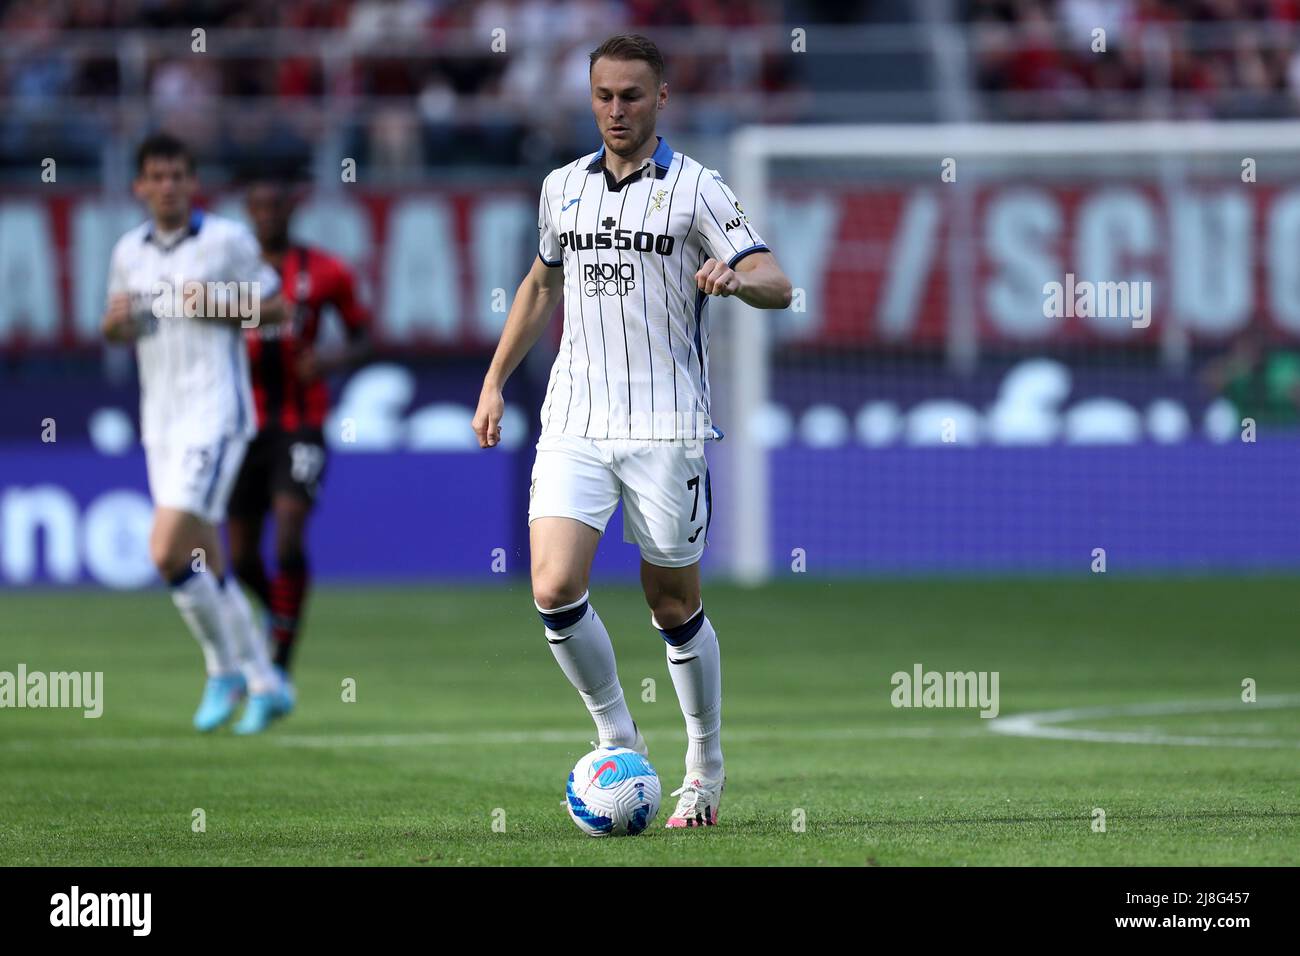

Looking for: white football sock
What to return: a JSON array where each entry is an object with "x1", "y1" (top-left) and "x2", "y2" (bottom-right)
[
  {"x1": 539, "y1": 591, "x2": 638, "y2": 748},
  {"x1": 219, "y1": 577, "x2": 279, "y2": 695},
  {"x1": 661, "y1": 607, "x2": 723, "y2": 781},
  {"x1": 170, "y1": 570, "x2": 237, "y2": 677}
]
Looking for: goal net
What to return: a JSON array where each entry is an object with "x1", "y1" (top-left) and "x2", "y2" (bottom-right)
[{"x1": 710, "y1": 122, "x2": 1300, "y2": 583}]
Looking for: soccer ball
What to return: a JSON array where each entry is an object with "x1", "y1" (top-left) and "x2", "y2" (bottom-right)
[{"x1": 565, "y1": 746, "x2": 661, "y2": 837}]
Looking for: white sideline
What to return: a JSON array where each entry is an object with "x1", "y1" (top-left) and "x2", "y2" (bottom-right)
[{"x1": 987, "y1": 694, "x2": 1300, "y2": 749}]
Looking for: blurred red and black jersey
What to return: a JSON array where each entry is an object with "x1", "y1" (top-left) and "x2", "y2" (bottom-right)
[{"x1": 245, "y1": 246, "x2": 369, "y2": 432}]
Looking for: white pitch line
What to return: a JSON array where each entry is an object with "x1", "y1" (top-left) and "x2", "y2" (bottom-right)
[
  {"x1": 275, "y1": 725, "x2": 991, "y2": 749},
  {"x1": 987, "y1": 694, "x2": 1300, "y2": 750},
  {"x1": 9, "y1": 697, "x2": 1296, "y2": 752},
  {"x1": 0, "y1": 723, "x2": 988, "y2": 753}
]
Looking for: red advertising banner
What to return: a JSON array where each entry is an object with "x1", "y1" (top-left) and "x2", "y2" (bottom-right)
[{"x1": 2, "y1": 182, "x2": 1297, "y2": 350}]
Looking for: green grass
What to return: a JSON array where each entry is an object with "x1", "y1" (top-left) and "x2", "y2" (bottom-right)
[{"x1": 1, "y1": 577, "x2": 1298, "y2": 866}]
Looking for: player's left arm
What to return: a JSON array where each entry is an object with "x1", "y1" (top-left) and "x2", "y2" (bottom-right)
[
  {"x1": 695, "y1": 250, "x2": 792, "y2": 310},
  {"x1": 693, "y1": 170, "x2": 792, "y2": 309},
  {"x1": 101, "y1": 240, "x2": 140, "y2": 343}
]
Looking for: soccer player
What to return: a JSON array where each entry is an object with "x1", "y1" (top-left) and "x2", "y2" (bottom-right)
[
  {"x1": 472, "y1": 35, "x2": 792, "y2": 828},
  {"x1": 102, "y1": 133, "x2": 289, "y2": 732},
  {"x1": 226, "y1": 176, "x2": 372, "y2": 733}
]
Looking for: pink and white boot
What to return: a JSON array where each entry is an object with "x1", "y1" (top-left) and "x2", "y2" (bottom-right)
[{"x1": 665, "y1": 774, "x2": 725, "y2": 828}]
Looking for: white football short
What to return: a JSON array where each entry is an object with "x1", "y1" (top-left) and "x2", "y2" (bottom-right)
[
  {"x1": 527, "y1": 433, "x2": 713, "y2": 568},
  {"x1": 144, "y1": 432, "x2": 249, "y2": 524}
]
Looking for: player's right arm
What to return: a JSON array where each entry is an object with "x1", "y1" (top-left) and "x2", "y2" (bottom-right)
[
  {"x1": 101, "y1": 293, "x2": 138, "y2": 343},
  {"x1": 472, "y1": 254, "x2": 564, "y2": 448},
  {"x1": 101, "y1": 240, "x2": 139, "y2": 343}
]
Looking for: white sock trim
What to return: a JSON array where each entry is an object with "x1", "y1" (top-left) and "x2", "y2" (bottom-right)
[
  {"x1": 651, "y1": 603, "x2": 703, "y2": 632},
  {"x1": 535, "y1": 590, "x2": 590, "y2": 615}
]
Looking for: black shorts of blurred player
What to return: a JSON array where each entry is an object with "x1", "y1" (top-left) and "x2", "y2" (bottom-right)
[{"x1": 226, "y1": 427, "x2": 327, "y2": 674}]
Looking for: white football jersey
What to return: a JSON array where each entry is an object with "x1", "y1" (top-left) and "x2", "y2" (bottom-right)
[
  {"x1": 536, "y1": 137, "x2": 768, "y2": 441},
  {"x1": 106, "y1": 210, "x2": 279, "y2": 445}
]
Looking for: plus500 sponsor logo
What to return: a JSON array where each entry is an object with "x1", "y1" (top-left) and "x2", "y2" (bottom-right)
[
  {"x1": 1, "y1": 487, "x2": 154, "y2": 589},
  {"x1": 559, "y1": 229, "x2": 675, "y2": 255}
]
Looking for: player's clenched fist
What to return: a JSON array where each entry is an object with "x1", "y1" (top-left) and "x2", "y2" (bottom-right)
[
  {"x1": 472, "y1": 385, "x2": 504, "y2": 448},
  {"x1": 695, "y1": 258, "x2": 741, "y2": 297},
  {"x1": 102, "y1": 292, "x2": 138, "y2": 343}
]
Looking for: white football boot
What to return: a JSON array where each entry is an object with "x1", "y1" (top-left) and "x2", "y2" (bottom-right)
[{"x1": 665, "y1": 773, "x2": 725, "y2": 828}]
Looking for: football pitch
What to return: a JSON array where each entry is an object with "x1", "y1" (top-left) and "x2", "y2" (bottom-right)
[{"x1": 2, "y1": 577, "x2": 1297, "y2": 866}]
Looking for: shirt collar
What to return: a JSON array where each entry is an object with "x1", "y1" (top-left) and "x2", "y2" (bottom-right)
[
  {"x1": 586, "y1": 136, "x2": 674, "y2": 181},
  {"x1": 144, "y1": 209, "x2": 204, "y2": 247}
]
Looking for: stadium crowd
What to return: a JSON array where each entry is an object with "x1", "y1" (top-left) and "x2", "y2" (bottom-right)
[
  {"x1": 4, "y1": 0, "x2": 1296, "y2": 176},
  {"x1": 967, "y1": 0, "x2": 1300, "y2": 119},
  {"x1": 0, "y1": 0, "x2": 795, "y2": 174}
]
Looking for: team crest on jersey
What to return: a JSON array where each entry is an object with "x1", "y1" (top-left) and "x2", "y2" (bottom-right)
[{"x1": 650, "y1": 188, "x2": 668, "y2": 211}]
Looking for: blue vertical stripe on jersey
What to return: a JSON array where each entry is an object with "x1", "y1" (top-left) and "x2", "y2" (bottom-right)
[
  {"x1": 615, "y1": 183, "x2": 634, "y2": 432},
  {"x1": 704, "y1": 465, "x2": 713, "y2": 538},
  {"x1": 638, "y1": 170, "x2": 656, "y2": 427},
  {"x1": 543, "y1": 161, "x2": 581, "y2": 434},
  {"x1": 228, "y1": 331, "x2": 246, "y2": 434},
  {"x1": 658, "y1": 157, "x2": 685, "y2": 435},
  {"x1": 693, "y1": 282, "x2": 707, "y2": 435},
  {"x1": 701, "y1": 292, "x2": 712, "y2": 420},
  {"x1": 202, "y1": 436, "x2": 228, "y2": 509},
  {"x1": 680, "y1": 165, "x2": 706, "y2": 438},
  {"x1": 591, "y1": 180, "x2": 611, "y2": 437},
  {"x1": 563, "y1": 163, "x2": 598, "y2": 435}
]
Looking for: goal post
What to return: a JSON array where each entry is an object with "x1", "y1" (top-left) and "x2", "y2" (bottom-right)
[{"x1": 719, "y1": 120, "x2": 1300, "y2": 584}]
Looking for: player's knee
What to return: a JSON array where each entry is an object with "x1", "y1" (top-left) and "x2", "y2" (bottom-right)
[
  {"x1": 532, "y1": 579, "x2": 586, "y2": 612},
  {"x1": 647, "y1": 594, "x2": 696, "y2": 631},
  {"x1": 149, "y1": 543, "x2": 174, "y2": 578},
  {"x1": 150, "y1": 537, "x2": 190, "y2": 580},
  {"x1": 149, "y1": 522, "x2": 179, "y2": 575}
]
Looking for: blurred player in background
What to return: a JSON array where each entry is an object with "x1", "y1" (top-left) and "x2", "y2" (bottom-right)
[
  {"x1": 473, "y1": 35, "x2": 791, "y2": 828},
  {"x1": 226, "y1": 175, "x2": 372, "y2": 733},
  {"x1": 101, "y1": 133, "x2": 288, "y2": 733}
]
